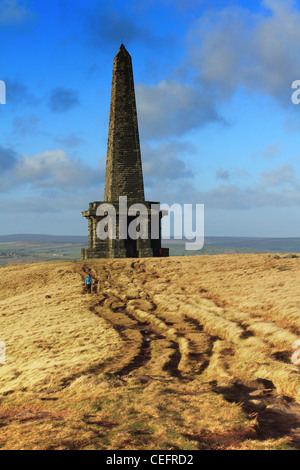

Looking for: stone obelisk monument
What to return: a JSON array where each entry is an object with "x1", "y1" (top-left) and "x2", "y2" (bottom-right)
[{"x1": 81, "y1": 44, "x2": 168, "y2": 259}]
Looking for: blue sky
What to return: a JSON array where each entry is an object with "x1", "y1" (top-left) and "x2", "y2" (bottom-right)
[{"x1": 1, "y1": 0, "x2": 300, "y2": 237}]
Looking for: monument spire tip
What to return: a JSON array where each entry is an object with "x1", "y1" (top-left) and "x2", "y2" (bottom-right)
[{"x1": 116, "y1": 43, "x2": 130, "y2": 57}]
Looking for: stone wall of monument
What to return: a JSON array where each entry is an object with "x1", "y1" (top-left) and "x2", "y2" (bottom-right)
[{"x1": 104, "y1": 45, "x2": 145, "y2": 204}]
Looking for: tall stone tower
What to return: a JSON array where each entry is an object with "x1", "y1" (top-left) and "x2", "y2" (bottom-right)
[
  {"x1": 81, "y1": 45, "x2": 168, "y2": 259},
  {"x1": 104, "y1": 44, "x2": 145, "y2": 204}
]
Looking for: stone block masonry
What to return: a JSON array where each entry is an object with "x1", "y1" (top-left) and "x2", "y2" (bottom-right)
[
  {"x1": 82, "y1": 45, "x2": 169, "y2": 259},
  {"x1": 104, "y1": 44, "x2": 144, "y2": 204}
]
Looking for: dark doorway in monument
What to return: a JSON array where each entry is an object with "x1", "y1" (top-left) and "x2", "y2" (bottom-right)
[
  {"x1": 125, "y1": 216, "x2": 139, "y2": 257},
  {"x1": 125, "y1": 238, "x2": 138, "y2": 257}
]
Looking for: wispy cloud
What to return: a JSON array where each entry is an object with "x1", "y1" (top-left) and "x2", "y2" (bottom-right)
[
  {"x1": 87, "y1": 9, "x2": 151, "y2": 46},
  {"x1": 186, "y1": 0, "x2": 300, "y2": 104},
  {"x1": 216, "y1": 167, "x2": 230, "y2": 180},
  {"x1": 84, "y1": 4, "x2": 170, "y2": 50},
  {"x1": 15, "y1": 149, "x2": 100, "y2": 189},
  {"x1": 48, "y1": 87, "x2": 80, "y2": 113},
  {"x1": 0, "y1": 0, "x2": 33, "y2": 26},
  {"x1": 136, "y1": 80, "x2": 223, "y2": 139},
  {"x1": 3, "y1": 78, "x2": 38, "y2": 106},
  {"x1": 142, "y1": 141, "x2": 194, "y2": 181},
  {"x1": 145, "y1": 160, "x2": 300, "y2": 210},
  {"x1": 12, "y1": 115, "x2": 40, "y2": 135},
  {"x1": 160, "y1": 180, "x2": 300, "y2": 211},
  {"x1": 0, "y1": 147, "x2": 103, "y2": 193},
  {"x1": 55, "y1": 132, "x2": 85, "y2": 148},
  {"x1": 260, "y1": 163, "x2": 299, "y2": 188},
  {"x1": 0, "y1": 145, "x2": 19, "y2": 172},
  {"x1": 261, "y1": 141, "x2": 282, "y2": 159}
]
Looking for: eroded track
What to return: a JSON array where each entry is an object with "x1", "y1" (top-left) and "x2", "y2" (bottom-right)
[
  {"x1": 2, "y1": 255, "x2": 300, "y2": 449},
  {"x1": 76, "y1": 257, "x2": 300, "y2": 448}
]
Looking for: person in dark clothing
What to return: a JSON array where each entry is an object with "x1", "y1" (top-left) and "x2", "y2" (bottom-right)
[{"x1": 84, "y1": 275, "x2": 93, "y2": 293}]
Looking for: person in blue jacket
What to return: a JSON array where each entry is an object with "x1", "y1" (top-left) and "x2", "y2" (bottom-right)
[{"x1": 84, "y1": 274, "x2": 93, "y2": 293}]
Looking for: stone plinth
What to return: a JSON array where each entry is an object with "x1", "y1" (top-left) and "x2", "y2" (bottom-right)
[{"x1": 81, "y1": 200, "x2": 167, "y2": 259}]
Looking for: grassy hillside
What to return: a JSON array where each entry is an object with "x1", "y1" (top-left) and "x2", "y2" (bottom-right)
[{"x1": 1, "y1": 254, "x2": 300, "y2": 450}]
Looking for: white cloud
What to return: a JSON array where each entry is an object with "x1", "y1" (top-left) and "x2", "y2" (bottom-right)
[
  {"x1": 134, "y1": 1, "x2": 300, "y2": 140},
  {"x1": 186, "y1": 0, "x2": 300, "y2": 103},
  {"x1": 136, "y1": 80, "x2": 222, "y2": 139},
  {"x1": 0, "y1": 148, "x2": 103, "y2": 193},
  {"x1": 15, "y1": 149, "x2": 101, "y2": 190}
]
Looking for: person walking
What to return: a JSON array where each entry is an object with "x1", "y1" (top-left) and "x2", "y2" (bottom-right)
[{"x1": 84, "y1": 274, "x2": 93, "y2": 294}]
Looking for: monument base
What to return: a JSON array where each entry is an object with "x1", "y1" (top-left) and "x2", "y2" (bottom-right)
[
  {"x1": 81, "y1": 246, "x2": 157, "y2": 260},
  {"x1": 81, "y1": 200, "x2": 169, "y2": 259}
]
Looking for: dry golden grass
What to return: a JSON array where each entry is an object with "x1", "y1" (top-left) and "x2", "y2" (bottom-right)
[
  {"x1": 0, "y1": 262, "x2": 123, "y2": 395},
  {"x1": 1, "y1": 253, "x2": 300, "y2": 450}
]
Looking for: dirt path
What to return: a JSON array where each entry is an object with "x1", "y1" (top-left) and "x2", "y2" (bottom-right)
[{"x1": 76, "y1": 259, "x2": 300, "y2": 449}]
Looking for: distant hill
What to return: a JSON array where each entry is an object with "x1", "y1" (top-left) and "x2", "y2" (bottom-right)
[
  {"x1": 1, "y1": 234, "x2": 300, "y2": 253},
  {"x1": 203, "y1": 236, "x2": 300, "y2": 252},
  {"x1": 164, "y1": 236, "x2": 300, "y2": 253},
  {"x1": 0, "y1": 234, "x2": 88, "y2": 243}
]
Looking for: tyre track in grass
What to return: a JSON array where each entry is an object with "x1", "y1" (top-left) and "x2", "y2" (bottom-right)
[
  {"x1": 79, "y1": 263, "x2": 183, "y2": 379},
  {"x1": 78, "y1": 261, "x2": 300, "y2": 448},
  {"x1": 125, "y1": 259, "x2": 300, "y2": 448}
]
